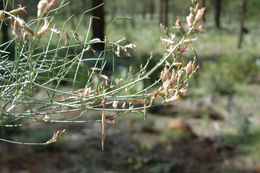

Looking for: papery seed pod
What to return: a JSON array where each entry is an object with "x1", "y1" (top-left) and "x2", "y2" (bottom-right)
[
  {"x1": 93, "y1": 99, "x2": 102, "y2": 105},
  {"x1": 161, "y1": 65, "x2": 170, "y2": 82},
  {"x1": 185, "y1": 61, "x2": 193, "y2": 75},
  {"x1": 123, "y1": 48, "x2": 131, "y2": 57},
  {"x1": 179, "y1": 88, "x2": 188, "y2": 95},
  {"x1": 16, "y1": 18, "x2": 26, "y2": 27},
  {"x1": 37, "y1": 0, "x2": 48, "y2": 17},
  {"x1": 177, "y1": 46, "x2": 187, "y2": 53},
  {"x1": 42, "y1": 115, "x2": 50, "y2": 121},
  {"x1": 75, "y1": 88, "x2": 84, "y2": 99},
  {"x1": 47, "y1": 129, "x2": 66, "y2": 143},
  {"x1": 83, "y1": 87, "x2": 91, "y2": 97},
  {"x1": 163, "y1": 80, "x2": 171, "y2": 90},
  {"x1": 48, "y1": 0, "x2": 58, "y2": 9},
  {"x1": 194, "y1": 8, "x2": 205, "y2": 23},
  {"x1": 22, "y1": 32, "x2": 29, "y2": 43},
  {"x1": 197, "y1": 25, "x2": 206, "y2": 33},
  {"x1": 165, "y1": 92, "x2": 180, "y2": 103},
  {"x1": 36, "y1": 18, "x2": 50, "y2": 37},
  {"x1": 124, "y1": 43, "x2": 136, "y2": 49},
  {"x1": 107, "y1": 118, "x2": 116, "y2": 124},
  {"x1": 115, "y1": 37, "x2": 126, "y2": 44},
  {"x1": 0, "y1": 10, "x2": 5, "y2": 22},
  {"x1": 11, "y1": 19, "x2": 20, "y2": 38},
  {"x1": 16, "y1": 18, "x2": 34, "y2": 35},
  {"x1": 161, "y1": 38, "x2": 174, "y2": 45},
  {"x1": 10, "y1": 6, "x2": 27, "y2": 15},
  {"x1": 129, "y1": 102, "x2": 133, "y2": 109},
  {"x1": 186, "y1": 13, "x2": 193, "y2": 27},
  {"x1": 89, "y1": 38, "x2": 101, "y2": 44},
  {"x1": 51, "y1": 28, "x2": 60, "y2": 35},
  {"x1": 170, "y1": 33, "x2": 176, "y2": 40},
  {"x1": 112, "y1": 101, "x2": 119, "y2": 109},
  {"x1": 175, "y1": 19, "x2": 186, "y2": 35},
  {"x1": 115, "y1": 46, "x2": 120, "y2": 57},
  {"x1": 150, "y1": 89, "x2": 161, "y2": 105},
  {"x1": 101, "y1": 97, "x2": 106, "y2": 104},
  {"x1": 183, "y1": 38, "x2": 197, "y2": 44},
  {"x1": 159, "y1": 91, "x2": 166, "y2": 99},
  {"x1": 160, "y1": 71, "x2": 166, "y2": 82},
  {"x1": 122, "y1": 102, "x2": 126, "y2": 109},
  {"x1": 64, "y1": 32, "x2": 70, "y2": 46},
  {"x1": 100, "y1": 75, "x2": 109, "y2": 86},
  {"x1": 169, "y1": 75, "x2": 177, "y2": 83}
]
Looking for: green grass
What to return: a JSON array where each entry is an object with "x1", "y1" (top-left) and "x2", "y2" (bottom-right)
[{"x1": 223, "y1": 129, "x2": 260, "y2": 160}]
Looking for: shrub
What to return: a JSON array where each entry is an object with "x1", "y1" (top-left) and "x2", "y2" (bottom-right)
[
  {"x1": 199, "y1": 53, "x2": 259, "y2": 94},
  {"x1": 0, "y1": 0, "x2": 204, "y2": 147}
]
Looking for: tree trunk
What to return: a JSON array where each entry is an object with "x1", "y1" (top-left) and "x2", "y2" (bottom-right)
[
  {"x1": 149, "y1": 0, "x2": 155, "y2": 20},
  {"x1": 159, "y1": 0, "x2": 168, "y2": 27},
  {"x1": 237, "y1": 0, "x2": 247, "y2": 49},
  {"x1": 0, "y1": 0, "x2": 9, "y2": 44},
  {"x1": 214, "y1": 0, "x2": 222, "y2": 29},
  {"x1": 91, "y1": 0, "x2": 105, "y2": 51}
]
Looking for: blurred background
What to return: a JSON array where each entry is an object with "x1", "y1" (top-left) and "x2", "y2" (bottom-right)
[{"x1": 0, "y1": 0, "x2": 260, "y2": 172}]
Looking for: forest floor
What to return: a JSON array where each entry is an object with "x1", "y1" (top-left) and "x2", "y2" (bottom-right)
[{"x1": 0, "y1": 83, "x2": 260, "y2": 173}]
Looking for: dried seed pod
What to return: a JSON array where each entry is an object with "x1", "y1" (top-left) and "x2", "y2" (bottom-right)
[
  {"x1": 122, "y1": 102, "x2": 126, "y2": 109},
  {"x1": 175, "y1": 19, "x2": 186, "y2": 35},
  {"x1": 83, "y1": 87, "x2": 91, "y2": 97},
  {"x1": 36, "y1": 19, "x2": 51, "y2": 38},
  {"x1": 11, "y1": 19, "x2": 20, "y2": 38},
  {"x1": 0, "y1": 10, "x2": 5, "y2": 22},
  {"x1": 37, "y1": 0, "x2": 48, "y2": 17},
  {"x1": 185, "y1": 61, "x2": 193, "y2": 75},
  {"x1": 194, "y1": 8, "x2": 205, "y2": 25},
  {"x1": 10, "y1": 6, "x2": 27, "y2": 15},
  {"x1": 186, "y1": 13, "x2": 193, "y2": 27},
  {"x1": 51, "y1": 28, "x2": 61, "y2": 35},
  {"x1": 112, "y1": 101, "x2": 119, "y2": 109},
  {"x1": 16, "y1": 18, "x2": 34, "y2": 36},
  {"x1": 22, "y1": 32, "x2": 30, "y2": 43},
  {"x1": 165, "y1": 92, "x2": 180, "y2": 103},
  {"x1": 125, "y1": 43, "x2": 136, "y2": 49},
  {"x1": 48, "y1": 0, "x2": 58, "y2": 9}
]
